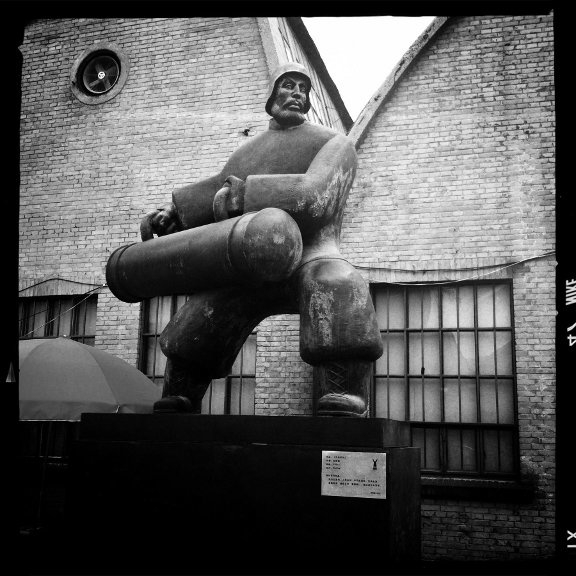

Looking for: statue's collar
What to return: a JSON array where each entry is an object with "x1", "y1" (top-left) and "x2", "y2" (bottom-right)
[{"x1": 268, "y1": 118, "x2": 308, "y2": 131}]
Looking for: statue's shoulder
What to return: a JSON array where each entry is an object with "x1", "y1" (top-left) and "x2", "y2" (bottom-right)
[
  {"x1": 232, "y1": 121, "x2": 347, "y2": 155},
  {"x1": 299, "y1": 122, "x2": 355, "y2": 151},
  {"x1": 299, "y1": 121, "x2": 340, "y2": 140}
]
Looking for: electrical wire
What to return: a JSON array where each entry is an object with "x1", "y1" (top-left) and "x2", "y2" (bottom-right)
[
  {"x1": 18, "y1": 277, "x2": 103, "y2": 293},
  {"x1": 354, "y1": 250, "x2": 555, "y2": 286}
]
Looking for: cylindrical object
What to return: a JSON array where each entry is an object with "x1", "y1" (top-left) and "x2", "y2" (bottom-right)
[{"x1": 106, "y1": 208, "x2": 303, "y2": 303}]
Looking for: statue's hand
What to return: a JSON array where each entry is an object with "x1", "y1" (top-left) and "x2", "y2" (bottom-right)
[
  {"x1": 140, "y1": 202, "x2": 181, "y2": 241},
  {"x1": 213, "y1": 176, "x2": 246, "y2": 222}
]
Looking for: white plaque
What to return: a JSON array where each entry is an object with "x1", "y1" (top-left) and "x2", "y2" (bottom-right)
[{"x1": 321, "y1": 451, "x2": 386, "y2": 499}]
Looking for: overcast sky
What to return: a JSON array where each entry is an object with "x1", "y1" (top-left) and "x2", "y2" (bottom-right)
[{"x1": 303, "y1": 16, "x2": 436, "y2": 121}]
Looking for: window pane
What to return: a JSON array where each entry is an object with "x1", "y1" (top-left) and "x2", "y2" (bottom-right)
[
  {"x1": 412, "y1": 427, "x2": 440, "y2": 471},
  {"x1": 243, "y1": 334, "x2": 257, "y2": 374},
  {"x1": 155, "y1": 339, "x2": 166, "y2": 377},
  {"x1": 229, "y1": 377, "x2": 242, "y2": 414},
  {"x1": 478, "y1": 332, "x2": 495, "y2": 375},
  {"x1": 479, "y1": 380, "x2": 498, "y2": 423},
  {"x1": 494, "y1": 285, "x2": 512, "y2": 327},
  {"x1": 144, "y1": 338, "x2": 156, "y2": 376},
  {"x1": 84, "y1": 298, "x2": 97, "y2": 336},
  {"x1": 157, "y1": 296, "x2": 173, "y2": 332},
  {"x1": 145, "y1": 298, "x2": 159, "y2": 332},
  {"x1": 72, "y1": 301, "x2": 86, "y2": 336},
  {"x1": 447, "y1": 429, "x2": 477, "y2": 472},
  {"x1": 151, "y1": 339, "x2": 166, "y2": 378},
  {"x1": 58, "y1": 299, "x2": 74, "y2": 337},
  {"x1": 375, "y1": 287, "x2": 405, "y2": 330},
  {"x1": 409, "y1": 378, "x2": 441, "y2": 422},
  {"x1": 443, "y1": 332, "x2": 476, "y2": 375},
  {"x1": 443, "y1": 332, "x2": 458, "y2": 374},
  {"x1": 32, "y1": 299, "x2": 48, "y2": 337},
  {"x1": 240, "y1": 377, "x2": 255, "y2": 415},
  {"x1": 495, "y1": 332, "x2": 513, "y2": 375},
  {"x1": 229, "y1": 376, "x2": 256, "y2": 415},
  {"x1": 409, "y1": 378, "x2": 423, "y2": 421},
  {"x1": 408, "y1": 289, "x2": 422, "y2": 329},
  {"x1": 423, "y1": 288, "x2": 440, "y2": 328},
  {"x1": 459, "y1": 332, "x2": 476, "y2": 375},
  {"x1": 409, "y1": 288, "x2": 439, "y2": 329},
  {"x1": 477, "y1": 285, "x2": 495, "y2": 328},
  {"x1": 45, "y1": 301, "x2": 58, "y2": 336},
  {"x1": 458, "y1": 286, "x2": 475, "y2": 328},
  {"x1": 408, "y1": 333, "x2": 440, "y2": 375},
  {"x1": 444, "y1": 378, "x2": 478, "y2": 423},
  {"x1": 203, "y1": 378, "x2": 226, "y2": 415},
  {"x1": 377, "y1": 334, "x2": 405, "y2": 375},
  {"x1": 442, "y1": 287, "x2": 458, "y2": 328},
  {"x1": 374, "y1": 377, "x2": 406, "y2": 420},
  {"x1": 497, "y1": 379, "x2": 514, "y2": 424}
]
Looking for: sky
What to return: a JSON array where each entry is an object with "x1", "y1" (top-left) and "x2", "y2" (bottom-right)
[{"x1": 303, "y1": 16, "x2": 436, "y2": 121}]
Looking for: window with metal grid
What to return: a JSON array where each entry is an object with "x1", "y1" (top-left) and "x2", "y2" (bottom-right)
[
  {"x1": 371, "y1": 281, "x2": 518, "y2": 478},
  {"x1": 140, "y1": 295, "x2": 256, "y2": 415},
  {"x1": 18, "y1": 296, "x2": 98, "y2": 346}
]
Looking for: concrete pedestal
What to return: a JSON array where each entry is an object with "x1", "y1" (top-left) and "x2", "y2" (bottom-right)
[{"x1": 64, "y1": 414, "x2": 421, "y2": 575}]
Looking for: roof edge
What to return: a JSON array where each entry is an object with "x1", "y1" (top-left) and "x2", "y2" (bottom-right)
[
  {"x1": 286, "y1": 17, "x2": 354, "y2": 132},
  {"x1": 348, "y1": 16, "x2": 450, "y2": 149}
]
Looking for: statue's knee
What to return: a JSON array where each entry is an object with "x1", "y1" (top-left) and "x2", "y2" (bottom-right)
[{"x1": 298, "y1": 259, "x2": 383, "y2": 365}]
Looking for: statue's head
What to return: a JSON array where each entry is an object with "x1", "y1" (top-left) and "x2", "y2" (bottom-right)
[{"x1": 265, "y1": 62, "x2": 311, "y2": 126}]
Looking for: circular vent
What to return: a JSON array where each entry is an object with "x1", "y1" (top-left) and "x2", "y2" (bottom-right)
[
  {"x1": 81, "y1": 54, "x2": 120, "y2": 95},
  {"x1": 71, "y1": 43, "x2": 129, "y2": 105}
]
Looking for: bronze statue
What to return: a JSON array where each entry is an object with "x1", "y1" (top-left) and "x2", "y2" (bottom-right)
[{"x1": 107, "y1": 62, "x2": 383, "y2": 416}]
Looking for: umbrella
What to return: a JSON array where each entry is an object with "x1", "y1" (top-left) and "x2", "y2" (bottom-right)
[{"x1": 18, "y1": 337, "x2": 161, "y2": 421}]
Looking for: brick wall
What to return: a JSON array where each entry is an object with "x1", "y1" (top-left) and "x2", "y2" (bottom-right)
[
  {"x1": 341, "y1": 14, "x2": 555, "y2": 560},
  {"x1": 19, "y1": 17, "x2": 273, "y2": 364},
  {"x1": 255, "y1": 315, "x2": 313, "y2": 416}
]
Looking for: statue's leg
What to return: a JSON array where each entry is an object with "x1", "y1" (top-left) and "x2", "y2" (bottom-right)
[
  {"x1": 296, "y1": 258, "x2": 383, "y2": 417},
  {"x1": 155, "y1": 284, "x2": 291, "y2": 413}
]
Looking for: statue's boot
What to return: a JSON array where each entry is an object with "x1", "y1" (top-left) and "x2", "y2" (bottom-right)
[
  {"x1": 153, "y1": 359, "x2": 211, "y2": 414},
  {"x1": 315, "y1": 360, "x2": 372, "y2": 417}
]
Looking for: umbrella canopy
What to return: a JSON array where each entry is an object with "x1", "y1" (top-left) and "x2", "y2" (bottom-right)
[{"x1": 19, "y1": 337, "x2": 161, "y2": 421}]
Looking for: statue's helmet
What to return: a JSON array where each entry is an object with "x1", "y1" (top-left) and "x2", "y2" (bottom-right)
[{"x1": 265, "y1": 62, "x2": 312, "y2": 116}]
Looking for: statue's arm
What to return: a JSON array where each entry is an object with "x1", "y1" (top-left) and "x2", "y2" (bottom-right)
[
  {"x1": 171, "y1": 174, "x2": 224, "y2": 229},
  {"x1": 243, "y1": 134, "x2": 357, "y2": 231}
]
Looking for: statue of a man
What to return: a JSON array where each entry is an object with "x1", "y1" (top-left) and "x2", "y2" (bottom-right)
[{"x1": 143, "y1": 62, "x2": 383, "y2": 416}]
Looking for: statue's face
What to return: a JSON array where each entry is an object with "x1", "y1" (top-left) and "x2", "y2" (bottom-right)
[{"x1": 270, "y1": 73, "x2": 309, "y2": 126}]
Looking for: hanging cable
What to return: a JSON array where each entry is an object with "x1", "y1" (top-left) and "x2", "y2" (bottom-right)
[
  {"x1": 355, "y1": 250, "x2": 555, "y2": 286},
  {"x1": 19, "y1": 277, "x2": 103, "y2": 293}
]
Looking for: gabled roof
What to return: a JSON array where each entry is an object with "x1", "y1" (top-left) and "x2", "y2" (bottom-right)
[{"x1": 348, "y1": 17, "x2": 450, "y2": 148}]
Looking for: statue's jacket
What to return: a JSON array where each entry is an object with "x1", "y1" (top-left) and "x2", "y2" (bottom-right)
[{"x1": 172, "y1": 120, "x2": 358, "y2": 262}]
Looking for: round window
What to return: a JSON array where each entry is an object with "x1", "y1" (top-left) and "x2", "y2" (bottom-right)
[{"x1": 71, "y1": 43, "x2": 129, "y2": 105}]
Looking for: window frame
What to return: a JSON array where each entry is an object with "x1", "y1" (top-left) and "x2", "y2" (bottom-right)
[
  {"x1": 18, "y1": 295, "x2": 98, "y2": 346},
  {"x1": 369, "y1": 279, "x2": 520, "y2": 480}
]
